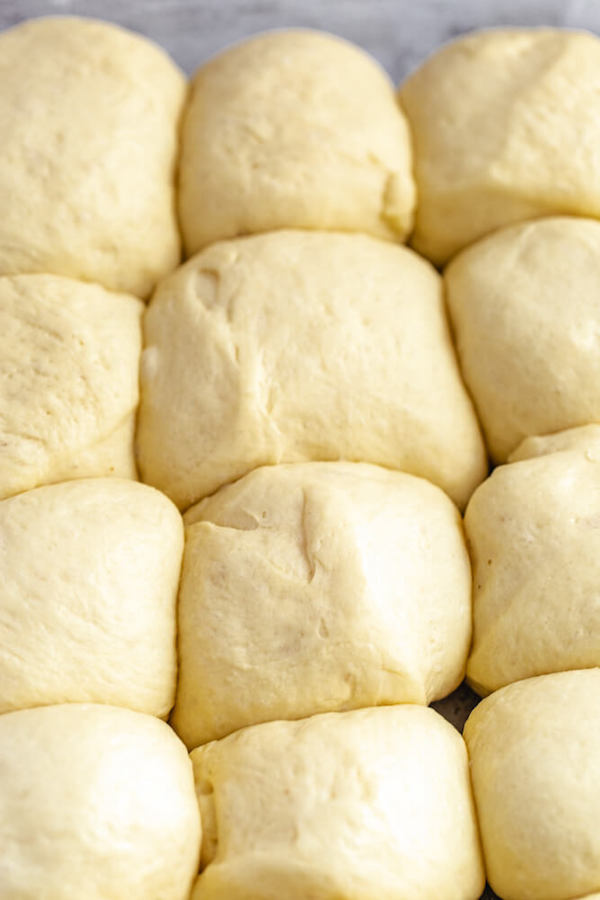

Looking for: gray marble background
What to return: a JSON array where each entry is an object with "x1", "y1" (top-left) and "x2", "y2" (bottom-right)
[{"x1": 2, "y1": 2, "x2": 592, "y2": 898}]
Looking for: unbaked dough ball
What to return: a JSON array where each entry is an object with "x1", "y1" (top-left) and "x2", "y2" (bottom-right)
[
  {"x1": 0, "y1": 274, "x2": 142, "y2": 500},
  {"x1": 445, "y1": 216, "x2": 600, "y2": 462},
  {"x1": 466, "y1": 425, "x2": 600, "y2": 696},
  {"x1": 509, "y1": 423, "x2": 600, "y2": 462},
  {"x1": 138, "y1": 231, "x2": 486, "y2": 510},
  {"x1": 400, "y1": 28, "x2": 600, "y2": 265},
  {"x1": 190, "y1": 706, "x2": 484, "y2": 900},
  {"x1": 0, "y1": 703, "x2": 200, "y2": 900},
  {"x1": 179, "y1": 30, "x2": 415, "y2": 254},
  {"x1": 0, "y1": 478, "x2": 183, "y2": 717},
  {"x1": 172, "y1": 462, "x2": 471, "y2": 747},
  {"x1": 464, "y1": 670, "x2": 600, "y2": 900},
  {"x1": 0, "y1": 16, "x2": 185, "y2": 297}
]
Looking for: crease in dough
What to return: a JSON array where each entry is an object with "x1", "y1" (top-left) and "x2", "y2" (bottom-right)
[
  {"x1": 400, "y1": 28, "x2": 600, "y2": 264},
  {"x1": 138, "y1": 230, "x2": 486, "y2": 511},
  {"x1": 172, "y1": 461, "x2": 472, "y2": 747},
  {"x1": 178, "y1": 29, "x2": 415, "y2": 253}
]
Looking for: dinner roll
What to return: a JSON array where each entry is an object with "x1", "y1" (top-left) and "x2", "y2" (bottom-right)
[
  {"x1": 0, "y1": 478, "x2": 183, "y2": 717},
  {"x1": 400, "y1": 29, "x2": 600, "y2": 264},
  {"x1": 0, "y1": 704, "x2": 200, "y2": 900},
  {"x1": 445, "y1": 217, "x2": 600, "y2": 461},
  {"x1": 173, "y1": 462, "x2": 471, "y2": 747},
  {"x1": 0, "y1": 274, "x2": 142, "y2": 500},
  {"x1": 0, "y1": 17, "x2": 185, "y2": 297},
  {"x1": 465, "y1": 425, "x2": 600, "y2": 696},
  {"x1": 464, "y1": 670, "x2": 600, "y2": 900},
  {"x1": 138, "y1": 231, "x2": 486, "y2": 510},
  {"x1": 178, "y1": 30, "x2": 415, "y2": 254},
  {"x1": 190, "y1": 706, "x2": 485, "y2": 899},
  {"x1": 509, "y1": 422, "x2": 600, "y2": 462}
]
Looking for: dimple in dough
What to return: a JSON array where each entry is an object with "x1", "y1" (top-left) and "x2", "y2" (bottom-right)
[
  {"x1": 0, "y1": 16, "x2": 186, "y2": 297},
  {"x1": 172, "y1": 461, "x2": 472, "y2": 748},
  {"x1": 0, "y1": 478, "x2": 183, "y2": 718},
  {"x1": 445, "y1": 216, "x2": 600, "y2": 461},
  {"x1": 190, "y1": 705, "x2": 485, "y2": 900},
  {"x1": 178, "y1": 29, "x2": 415, "y2": 254},
  {"x1": 137, "y1": 230, "x2": 486, "y2": 511},
  {"x1": 0, "y1": 273, "x2": 143, "y2": 500},
  {"x1": 464, "y1": 669, "x2": 600, "y2": 900},
  {"x1": 0, "y1": 703, "x2": 201, "y2": 900},
  {"x1": 400, "y1": 28, "x2": 600, "y2": 265},
  {"x1": 466, "y1": 424, "x2": 600, "y2": 696}
]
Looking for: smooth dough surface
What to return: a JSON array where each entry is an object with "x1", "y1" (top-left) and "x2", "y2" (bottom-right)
[
  {"x1": 0, "y1": 703, "x2": 201, "y2": 900},
  {"x1": 466, "y1": 425, "x2": 600, "y2": 696},
  {"x1": 138, "y1": 231, "x2": 486, "y2": 510},
  {"x1": 0, "y1": 16, "x2": 185, "y2": 297},
  {"x1": 190, "y1": 706, "x2": 484, "y2": 900},
  {"x1": 173, "y1": 462, "x2": 471, "y2": 747},
  {"x1": 445, "y1": 216, "x2": 600, "y2": 461},
  {"x1": 0, "y1": 274, "x2": 142, "y2": 500},
  {"x1": 464, "y1": 670, "x2": 600, "y2": 900},
  {"x1": 179, "y1": 29, "x2": 415, "y2": 254},
  {"x1": 400, "y1": 28, "x2": 600, "y2": 265},
  {"x1": 0, "y1": 478, "x2": 183, "y2": 717},
  {"x1": 508, "y1": 423, "x2": 600, "y2": 462}
]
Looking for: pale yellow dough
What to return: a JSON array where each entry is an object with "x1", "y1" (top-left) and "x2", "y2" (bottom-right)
[
  {"x1": 466, "y1": 425, "x2": 600, "y2": 695},
  {"x1": 445, "y1": 216, "x2": 600, "y2": 461},
  {"x1": 0, "y1": 17, "x2": 185, "y2": 297},
  {"x1": 509, "y1": 423, "x2": 600, "y2": 462},
  {"x1": 190, "y1": 706, "x2": 484, "y2": 900},
  {"x1": 178, "y1": 29, "x2": 415, "y2": 254},
  {"x1": 464, "y1": 670, "x2": 600, "y2": 900},
  {"x1": 0, "y1": 274, "x2": 142, "y2": 500},
  {"x1": 138, "y1": 231, "x2": 486, "y2": 510},
  {"x1": 0, "y1": 704, "x2": 200, "y2": 900},
  {"x1": 400, "y1": 28, "x2": 600, "y2": 264},
  {"x1": 0, "y1": 478, "x2": 183, "y2": 717},
  {"x1": 172, "y1": 462, "x2": 471, "y2": 747}
]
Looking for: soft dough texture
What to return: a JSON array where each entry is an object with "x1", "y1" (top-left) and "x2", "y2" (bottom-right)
[
  {"x1": 464, "y1": 670, "x2": 600, "y2": 900},
  {"x1": 0, "y1": 274, "x2": 142, "y2": 500},
  {"x1": 190, "y1": 706, "x2": 485, "y2": 900},
  {"x1": 0, "y1": 16, "x2": 185, "y2": 297},
  {"x1": 178, "y1": 29, "x2": 415, "y2": 254},
  {"x1": 0, "y1": 704, "x2": 200, "y2": 900},
  {"x1": 445, "y1": 216, "x2": 600, "y2": 461},
  {"x1": 465, "y1": 425, "x2": 600, "y2": 696},
  {"x1": 173, "y1": 462, "x2": 472, "y2": 747},
  {"x1": 0, "y1": 478, "x2": 183, "y2": 717},
  {"x1": 400, "y1": 29, "x2": 600, "y2": 264},
  {"x1": 509, "y1": 423, "x2": 600, "y2": 462},
  {"x1": 138, "y1": 231, "x2": 486, "y2": 510}
]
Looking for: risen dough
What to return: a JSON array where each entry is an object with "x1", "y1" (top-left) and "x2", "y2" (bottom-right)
[
  {"x1": 173, "y1": 462, "x2": 471, "y2": 747},
  {"x1": 400, "y1": 28, "x2": 600, "y2": 264},
  {"x1": 138, "y1": 231, "x2": 486, "y2": 510},
  {"x1": 445, "y1": 217, "x2": 600, "y2": 461},
  {"x1": 179, "y1": 29, "x2": 415, "y2": 253},
  {"x1": 464, "y1": 670, "x2": 600, "y2": 900},
  {"x1": 0, "y1": 16, "x2": 185, "y2": 297},
  {"x1": 508, "y1": 423, "x2": 600, "y2": 463},
  {"x1": 0, "y1": 274, "x2": 142, "y2": 499},
  {"x1": 190, "y1": 706, "x2": 484, "y2": 900},
  {"x1": 0, "y1": 478, "x2": 183, "y2": 717},
  {"x1": 466, "y1": 425, "x2": 600, "y2": 695},
  {"x1": 0, "y1": 703, "x2": 200, "y2": 900}
]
